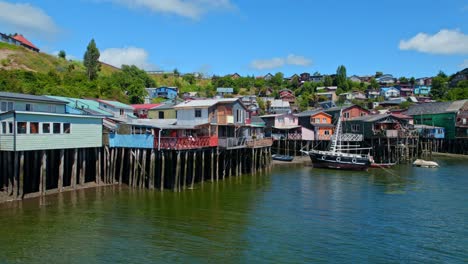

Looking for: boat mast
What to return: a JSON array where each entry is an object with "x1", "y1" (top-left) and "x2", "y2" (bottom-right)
[{"x1": 330, "y1": 109, "x2": 343, "y2": 153}]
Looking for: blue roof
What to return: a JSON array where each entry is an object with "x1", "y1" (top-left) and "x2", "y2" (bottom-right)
[{"x1": 46, "y1": 96, "x2": 114, "y2": 116}]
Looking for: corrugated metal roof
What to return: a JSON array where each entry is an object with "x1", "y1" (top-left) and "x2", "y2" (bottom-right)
[
  {"x1": 47, "y1": 96, "x2": 113, "y2": 116},
  {"x1": 1, "y1": 92, "x2": 67, "y2": 104},
  {"x1": 97, "y1": 99, "x2": 133, "y2": 110},
  {"x1": 348, "y1": 114, "x2": 392, "y2": 122},
  {"x1": 216, "y1": 87, "x2": 234, "y2": 93},
  {"x1": 295, "y1": 108, "x2": 326, "y2": 117},
  {"x1": 270, "y1": 100, "x2": 290, "y2": 108},
  {"x1": 405, "y1": 100, "x2": 467, "y2": 115},
  {"x1": 174, "y1": 98, "x2": 238, "y2": 108}
]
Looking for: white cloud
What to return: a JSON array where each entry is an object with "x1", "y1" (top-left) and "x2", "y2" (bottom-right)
[
  {"x1": 100, "y1": 47, "x2": 157, "y2": 70},
  {"x1": 0, "y1": 1, "x2": 59, "y2": 36},
  {"x1": 399, "y1": 29, "x2": 468, "y2": 55},
  {"x1": 286, "y1": 54, "x2": 312, "y2": 66},
  {"x1": 460, "y1": 59, "x2": 468, "y2": 69},
  {"x1": 250, "y1": 54, "x2": 312, "y2": 70},
  {"x1": 107, "y1": 0, "x2": 235, "y2": 19}
]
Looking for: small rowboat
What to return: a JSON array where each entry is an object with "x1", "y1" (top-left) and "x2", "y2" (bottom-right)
[{"x1": 272, "y1": 154, "x2": 294, "y2": 162}]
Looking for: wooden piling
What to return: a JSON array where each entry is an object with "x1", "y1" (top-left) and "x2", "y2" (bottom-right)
[
  {"x1": 149, "y1": 150, "x2": 155, "y2": 189},
  {"x1": 191, "y1": 151, "x2": 196, "y2": 189},
  {"x1": 17, "y1": 151, "x2": 24, "y2": 199},
  {"x1": 39, "y1": 150, "x2": 47, "y2": 194},
  {"x1": 160, "y1": 152, "x2": 165, "y2": 191},
  {"x1": 183, "y1": 151, "x2": 188, "y2": 189},
  {"x1": 58, "y1": 149, "x2": 64, "y2": 192},
  {"x1": 174, "y1": 151, "x2": 181, "y2": 192}
]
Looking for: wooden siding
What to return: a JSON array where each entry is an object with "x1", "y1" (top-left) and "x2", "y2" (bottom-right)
[
  {"x1": 176, "y1": 108, "x2": 210, "y2": 125},
  {"x1": 148, "y1": 109, "x2": 176, "y2": 119},
  {"x1": 2, "y1": 113, "x2": 102, "y2": 151},
  {"x1": 412, "y1": 113, "x2": 456, "y2": 139},
  {"x1": 109, "y1": 134, "x2": 154, "y2": 148},
  {"x1": 0, "y1": 98, "x2": 65, "y2": 114}
]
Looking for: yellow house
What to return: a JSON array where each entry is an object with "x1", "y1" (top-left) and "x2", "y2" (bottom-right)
[{"x1": 148, "y1": 103, "x2": 177, "y2": 119}]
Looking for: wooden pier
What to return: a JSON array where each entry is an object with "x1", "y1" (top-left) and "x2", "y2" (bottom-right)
[{"x1": 0, "y1": 146, "x2": 272, "y2": 202}]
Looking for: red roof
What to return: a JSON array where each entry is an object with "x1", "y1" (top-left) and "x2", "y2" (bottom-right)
[
  {"x1": 131, "y1": 104, "x2": 162, "y2": 110},
  {"x1": 12, "y1": 35, "x2": 38, "y2": 50}
]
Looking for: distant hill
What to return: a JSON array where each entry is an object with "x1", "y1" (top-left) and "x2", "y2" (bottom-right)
[{"x1": 0, "y1": 42, "x2": 119, "y2": 75}]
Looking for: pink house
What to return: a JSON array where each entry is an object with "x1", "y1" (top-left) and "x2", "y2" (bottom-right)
[{"x1": 260, "y1": 113, "x2": 304, "y2": 140}]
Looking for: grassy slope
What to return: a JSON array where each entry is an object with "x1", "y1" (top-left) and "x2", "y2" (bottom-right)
[{"x1": 0, "y1": 42, "x2": 118, "y2": 75}]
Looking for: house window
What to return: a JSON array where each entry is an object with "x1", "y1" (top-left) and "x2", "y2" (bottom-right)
[
  {"x1": 316, "y1": 118, "x2": 321, "y2": 123},
  {"x1": 42, "y1": 123, "x2": 50, "y2": 134},
  {"x1": 159, "y1": 111, "x2": 164, "y2": 119},
  {"x1": 0, "y1": 102, "x2": 6, "y2": 111},
  {"x1": 8, "y1": 122, "x2": 13, "y2": 134},
  {"x1": 351, "y1": 124, "x2": 360, "y2": 132},
  {"x1": 324, "y1": 130, "x2": 330, "y2": 135},
  {"x1": 344, "y1": 112, "x2": 350, "y2": 119},
  {"x1": 49, "y1": 105, "x2": 56, "y2": 113},
  {"x1": 120, "y1": 109, "x2": 125, "y2": 116},
  {"x1": 322, "y1": 118, "x2": 327, "y2": 123},
  {"x1": 17, "y1": 122, "x2": 27, "y2": 134},
  {"x1": 360, "y1": 112, "x2": 366, "y2": 116},
  {"x1": 30, "y1": 122, "x2": 39, "y2": 134},
  {"x1": 278, "y1": 117, "x2": 284, "y2": 123},
  {"x1": 1, "y1": 122, "x2": 5, "y2": 134},
  {"x1": 463, "y1": 118, "x2": 467, "y2": 125},
  {"x1": 53, "y1": 123, "x2": 61, "y2": 134},
  {"x1": 195, "y1": 109, "x2": 202, "y2": 118},
  {"x1": 63, "y1": 123, "x2": 71, "y2": 134},
  {"x1": 26, "y1": 104, "x2": 33, "y2": 111}
]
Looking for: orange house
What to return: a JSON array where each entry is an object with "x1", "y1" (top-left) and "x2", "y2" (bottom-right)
[{"x1": 310, "y1": 112, "x2": 334, "y2": 140}]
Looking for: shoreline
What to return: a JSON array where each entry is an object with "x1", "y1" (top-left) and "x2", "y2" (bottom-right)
[{"x1": 432, "y1": 152, "x2": 468, "y2": 159}]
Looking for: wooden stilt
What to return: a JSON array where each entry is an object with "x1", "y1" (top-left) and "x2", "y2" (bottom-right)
[
  {"x1": 17, "y1": 151, "x2": 24, "y2": 199},
  {"x1": 210, "y1": 149, "x2": 214, "y2": 182},
  {"x1": 149, "y1": 150, "x2": 155, "y2": 189},
  {"x1": 201, "y1": 151, "x2": 205, "y2": 184},
  {"x1": 141, "y1": 150, "x2": 147, "y2": 189},
  {"x1": 216, "y1": 150, "x2": 219, "y2": 181},
  {"x1": 39, "y1": 150, "x2": 47, "y2": 194},
  {"x1": 183, "y1": 151, "x2": 188, "y2": 189},
  {"x1": 119, "y1": 148, "x2": 125, "y2": 185},
  {"x1": 80, "y1": 149, "x2": 86, "y2": 185},
  {"x1": 160, "y1": 152, "x2": 165, "y2": 191},
  {"x1": 191, "y1": 151, "x2": 196, "y2": 189},
  {"x1": 58, "y1": 149, "x2": 64, "y2": 192},
  {"x1": 71, "y1": 149, "x2": 77, "y2": 189},
  {"x1": 174, "y1": 151, "x2": 181, "y2": 192},
  {"x1": 128, "y1": 149, "x2": 133, "y2": 187}
]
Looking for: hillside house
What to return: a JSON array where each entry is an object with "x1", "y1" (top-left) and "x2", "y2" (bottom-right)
[
  {"x1": 310, "y1": 75, "x2": 325, "y2": 83},
  {"x1": 216, "y1": 87, "x2": 234, "y2": 97},
  {"x1": 366, "y1": 90, "x2": 380, "y2": 99},
  {"x1": 279, "y1": 89, "x2": 296, "y2": 103},
  {"x1": 264, "y1": 73, "x2": 274, "y2": 81},
  {"x1": 0, "y1": 33, "x2": 39, "y2": 52},
  {"x1": 450, "y1": 68, "x2": 468, "y2": 87},
  {"x1": 380, "y1": 87, "x2": 400, "y2": 99},
  {"x1": 149, "y1": 102, "x2": 177, "y2": 119},
  {"x1": 348, "y1": 75, "x2": 361, "y2": 83},
  {"x1": 414, "y1": 86, "x2": 431, "y2": 96},
  {"x1": 300, "y1": 73, "x2": 311, "y2": 82},
  {"x1": 376, "y1": 74, "x2": 395, "y2": 85},
  {"x1": 146, "y1": 87, "x2": 178, "y2": 100},
  {"x1": 269, "y1": 100, "x2": 291, "y2": 114},
  {"x1": 405, "y1": 100, "x2": 468, "y2": 139}
]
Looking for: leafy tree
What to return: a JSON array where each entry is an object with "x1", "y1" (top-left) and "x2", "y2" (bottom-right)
[
  {"x1": 58, "y1": 50, "x2": 66, "y2": 59},
  {"x1": 324, "y1": 75, "x2": 333, "y2": 86},
  {"x1": 409, "y1": 77, "x2": 415, "y2": 87},
  {"x1": 369, "y1": 78, "x2": 379, "y2": 89},
  {"x1": 398, "y1": 77, "x2": 408, "y2": 84},
  {"x1": 335, "y1": 65, "x2": 349, "y2": 91},
  {"x1": 270, "y1": 72, "x2": 284, "y2": 87},
  {"x1": 430, "y1": 75, "x2": 448, "y2": 100},
  {"x1": 182, "y1": 74, "x2": 196, "y2": 85},
  {"x1": 83, "y1": 39, "x2": 101, "y2": 80},
  {"x1": 375, "y1": 71, "x2": 383, "y2": 78},
  {"x1": 173, "y1": 68, "x2": 180, "y2": 77}
]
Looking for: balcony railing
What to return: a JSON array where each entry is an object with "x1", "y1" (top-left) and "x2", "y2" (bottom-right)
[
  {"x1": 218, "y1": 137, "x2": 247, "y2": 149},
  {"x1": 246, "y1": 138, "x2": 273, "y2": 148},
  {"x1": 272, "y1": 133, "x2": 302, "y2": 140},
  {"x1": 155, "y1": 136, "x2": 218, "y2": 150},
  {"x1": 317, "y1": 134, "x2": 333, "y2": 141}
]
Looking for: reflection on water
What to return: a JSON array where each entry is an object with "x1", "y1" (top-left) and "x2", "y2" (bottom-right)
[{"x1": 0, "y1": 158, "x2": 467, "y2": 263}]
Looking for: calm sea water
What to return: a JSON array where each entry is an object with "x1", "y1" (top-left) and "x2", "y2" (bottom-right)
[{"x1": 0, "y1": 157, "x2": 467, "y2": 263}]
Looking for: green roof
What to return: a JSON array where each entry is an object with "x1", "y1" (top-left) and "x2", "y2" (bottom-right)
[
  {"x1": 98, "y1": 99, "x2": 133, "y2": 110},
  {"x1": 47, "y1": 96, "x2": 113, "y2": 116}
]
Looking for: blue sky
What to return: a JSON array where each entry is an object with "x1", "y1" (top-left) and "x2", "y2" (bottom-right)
[{"x1": 0, "y1": 0, "x2": 467, "y2": 77}]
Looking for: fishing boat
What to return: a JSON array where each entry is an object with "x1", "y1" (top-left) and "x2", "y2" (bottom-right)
[
  {"x1": 301, "y1": 109, "x2": 372, "y2": 171},
  {"x1": 272, "y1": 154, "x2": 294, "y2": 162}
]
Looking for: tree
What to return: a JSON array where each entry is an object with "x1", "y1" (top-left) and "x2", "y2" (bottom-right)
[
  {"x1": 369, "y1": 78, "x2": 379, "y2": 89},
  {"x1": 58, "y1": 50, "x2": 66, "y2": 60},
  {"x1": 324, "y1": 75, "x2": 333, "y2": 86},
  {"x1": 83, "y1": 39, "x2": 101, "y2": 81},
  {"x1": 398, "y1": 77, "x2": 408, "y2": 84},
  {"x1": 270, "y1": 72, "x2": 284, "y2": 87},
  {"x1": 173, "y1": 68, "x2": 180, "y2": 77},
  {"x1": 430, "y1": 75, "x2": 448, "y2": 100},
  {"x1": 336, "y1": 65, "x2": 349, "y2": 91},
  {"x1": 375, "y1": 71, "x2": 383, "y2": 78},
  {"x1": 409, "y1": 77, "x2": 415, "y2": 87}
]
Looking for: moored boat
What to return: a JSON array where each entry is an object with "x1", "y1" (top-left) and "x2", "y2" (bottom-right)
[
  {"x1": 301, "y1": 109, "x2": 372, "y2": 171},
  {"x1": 272, "y1": 154, "x2": 294, "y2": 162}
]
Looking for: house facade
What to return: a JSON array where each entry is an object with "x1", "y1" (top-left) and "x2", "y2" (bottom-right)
[
  {"x1": 0, "y1": 111, "x2": 102, "y2": 151},
  {"x1": 343, "y1": 114, "x2": 414, "y2": 139},
  {"x1": 146, "y1": 87, "x2": 178, "y2": 100},
  {"x1": 380, "y1": 87, "x2": 400, "y2": 99},
  {"x1": 97, "y1": 99, "x2": 134, "y2": 119},
  {"x1": 325, "y1": 105, "x2": 370, "y2": 122},
  {"x1": 261, "y1": 113, "x2": 301, "y2": 140},
  {"x1": 1, "y1": 92, "x2": 67, "y2": 114}
]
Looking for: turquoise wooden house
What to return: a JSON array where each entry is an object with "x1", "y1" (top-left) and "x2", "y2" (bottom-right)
[
  {"x1": 1, "y1": 92, "x2": 67, "y2": 114},
  {"x1": 0, "y1": 111, "x2": 103, "y2": 151},
  {"x1": 46, "y1": 96, "x2": 114, "y2": 117},
  {"x1": 405, "y1": 100, "x2": 468, "y2": 139}
]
